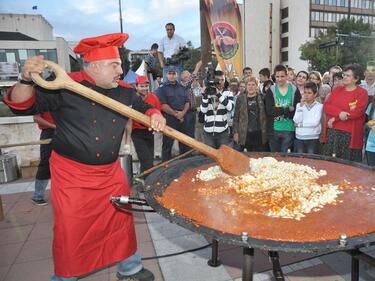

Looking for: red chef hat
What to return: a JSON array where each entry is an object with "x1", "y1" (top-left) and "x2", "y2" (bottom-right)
[
  {"x1": 73, "y1": 33, "x2": 129, "y2": 62},
  {"x1": 136, "y1": 75, "x2": 149, "y2": 85}
]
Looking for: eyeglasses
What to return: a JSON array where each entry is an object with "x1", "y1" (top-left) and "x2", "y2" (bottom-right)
[{"x1": 167, "y1": 72, "x2": 177, "y2": 75}]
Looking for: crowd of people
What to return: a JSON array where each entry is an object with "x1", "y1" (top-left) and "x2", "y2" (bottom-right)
[
  {"x1": 3, "y1": 22, "x2": 375, "y2": 281},
  {"x1": 141, "y1": 22, "x2": 374, "y2": 169}
]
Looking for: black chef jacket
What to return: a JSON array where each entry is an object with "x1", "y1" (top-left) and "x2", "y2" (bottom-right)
[{"x1": 6, "y1": 71, "x2": 154, "y2": 165}]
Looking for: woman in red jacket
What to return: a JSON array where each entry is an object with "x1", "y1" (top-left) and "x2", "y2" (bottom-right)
[{"x1": 323, "y1": 64, "x2": 368, "y2": 162}]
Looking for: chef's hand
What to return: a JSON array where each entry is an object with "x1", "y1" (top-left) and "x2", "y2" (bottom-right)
[
  {"x1": 233, "y1": 133, "x2": 239, "y2": 143},
  {"x1": 21, "y1": 55, "x2": 45, "y2": 81},
  {"x1": 149, "y1": 113, "x2": 166, "y2": 132}
]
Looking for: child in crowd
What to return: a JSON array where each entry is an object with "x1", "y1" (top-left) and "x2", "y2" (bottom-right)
[{"x1": 293, "y1": 82, "x2": 323, "y2": 154}]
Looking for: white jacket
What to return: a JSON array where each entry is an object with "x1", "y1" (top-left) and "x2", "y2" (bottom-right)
[{"x1": 293, "y1": 101, "x2": 323, "y2": 140}]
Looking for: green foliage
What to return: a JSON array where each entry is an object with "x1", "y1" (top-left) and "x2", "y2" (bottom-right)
[
  {"x1": 300, "y1": 18, "x2": 375, "y2": 73},
  {"x1": 182, "y1": 42, "x2": 202, "y2": 72},
  {"x1": 119, "y1": 47, "x2": 130, "y2": 75}
]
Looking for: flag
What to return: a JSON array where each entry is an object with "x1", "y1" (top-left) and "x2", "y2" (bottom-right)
[
  {"x1": 32, "y1": 6, "x2": 37, "y2": 10},
  {"x1": 201, "y1": 0, "x2": 243, "y2": 80}
]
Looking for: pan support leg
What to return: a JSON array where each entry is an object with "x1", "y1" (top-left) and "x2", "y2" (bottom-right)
[
  {"x1": 243, "y1": 247, "x2": 254, "y2": 281},
  {"x1": 207, "y1": 239, "x2": 221, "y2": 267},
  {"x1": 351, "y1": 249, "x2": 360, "y2": 281},
  {"x1": 268, "y1": 251, "x2": 285, "y2": 281}
]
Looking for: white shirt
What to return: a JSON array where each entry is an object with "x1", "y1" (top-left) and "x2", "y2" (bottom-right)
[
  {"x1": 293, "y1": 101, "x2": 323, "y2": 140},
  {"x1": 159, "y1": 34, "x2": 186, "y2": 59}
]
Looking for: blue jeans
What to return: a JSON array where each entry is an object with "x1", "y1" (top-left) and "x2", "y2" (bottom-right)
[
  {"x1": 182, "y1": 111, "x2": 196, "y2": 139},
  {"x1": 366, "y1": 151, "x2": 375, "y2": 166},
  {"x1": 50, "y1": 252, "x2": 142, "y2": 280},
  {"x1": 162, "y1": 63, "x2": 183, "y2": 83},
  {"x1": 269, "y1": 130, "x2": 295, "y2": 153},
  {"x1": 294, "y1": 139, "x2": 319, "y2": 154},
  {"x1": 32, "y1": 179, "x2": 49, "y2": 200},
  {"x1": 203, "y1": 130, "x2": 230, "y2": 149}
]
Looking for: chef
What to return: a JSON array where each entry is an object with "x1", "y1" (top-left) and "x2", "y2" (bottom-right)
[{"x1": 4, "y1": 33, "x2": 165, "y2": 281}]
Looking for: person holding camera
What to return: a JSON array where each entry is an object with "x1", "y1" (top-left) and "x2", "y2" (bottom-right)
[
  {"x1": 200, "y1": 70, "x2": 234, "y2": 149},
  {"x1": 158, "y1": 22, "x2": 187, "y2": 83}
]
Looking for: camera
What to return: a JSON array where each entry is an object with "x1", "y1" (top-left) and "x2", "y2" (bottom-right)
[
  {"x1": 170, "y1": 46, "x2": 191, "y2": 64},
  {"x1": 204, "y1": 62, "x2": 220, "y2": 96}
]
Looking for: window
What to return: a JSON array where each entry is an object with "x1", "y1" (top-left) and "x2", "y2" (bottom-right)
[
  {"x1": 281, "y1": 37, "x2": 289, "y2": 48},
  {"x1": 281, "y1": 51, "x2": 288, "y2": 62},
  {"x1": 320, "y1": 12, "x2": 324, "y2": 21},
  {"x1": 27, "y1": 49, "x2": 37, "y2": 57},
  {"x1": 18, "y1": 49, "x2": 27, "y2": 61},
  {"x1": 282, "y1": 22, "x2": 289, "y2": 33},
  {"x1": 328, "y1": 13, "x2": 333, "y2": 22},
  {"x1": 0, "y1": 50, "x2": 6, "y2": 62},
  {"x1": 281, "y1": 7, "x2": 288, "y2": 19}
]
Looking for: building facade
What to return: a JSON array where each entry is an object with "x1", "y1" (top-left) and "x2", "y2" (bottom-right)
[
  {"x1": 241, "y1": 0, "x2": 375, "y2": 74},
  {"x1": 0, "y1": 13, "x2": 79, "y2": 172},
  {"x1": 0, "y1": 13, "x2": 79, "y2": 82}
]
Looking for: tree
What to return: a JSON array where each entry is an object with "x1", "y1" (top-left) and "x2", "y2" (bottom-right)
[
  {"x1": 182, "y1": 41, "x2": 202, "y2": 72},
  {"x1": 119, "y1": 47, "x2": 130, "y2": 78},
  {"x1": 300, "y1": 18, "x2": 375, "y2": 73}
]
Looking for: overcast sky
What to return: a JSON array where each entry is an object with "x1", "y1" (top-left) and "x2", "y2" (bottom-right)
[{"x1": 0, "y1": 0, "x2": 201, "y2": 50}]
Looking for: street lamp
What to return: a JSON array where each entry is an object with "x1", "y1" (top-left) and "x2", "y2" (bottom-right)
[{"x1": 119, "y1": 0, "x2": 123, "y2": 33}]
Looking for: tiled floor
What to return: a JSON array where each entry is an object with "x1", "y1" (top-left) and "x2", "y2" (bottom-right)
[{"x1": 1, "y1": 179, "x2": 375, "y2": 281}]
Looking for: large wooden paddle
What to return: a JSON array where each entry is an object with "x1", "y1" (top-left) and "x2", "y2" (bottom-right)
[{"x1": 30, "y1": 61, "x2": 250, "y2": 176}]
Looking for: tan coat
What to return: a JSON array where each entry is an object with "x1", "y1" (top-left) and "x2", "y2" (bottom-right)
[{"x1": 233, "y1": 92, "x2": 267, "y2": 146}]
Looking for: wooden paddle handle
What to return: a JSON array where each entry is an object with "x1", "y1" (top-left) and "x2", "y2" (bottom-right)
[
  {"x1": 0, "y1": 139, "x2": 51, "y2": 149},
  {"x1": 30, "y1": 61, "x2": 220, "y2": 161}
]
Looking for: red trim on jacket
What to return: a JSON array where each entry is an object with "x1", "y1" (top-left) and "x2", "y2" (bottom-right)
[
  {"x1": 118, "y1": 80, "x2": 133, "y2": 89},
  {"x1": 133, "y1": 93, "x2": 161, "y2": 129},
  {"x1": 68, "y1": 70, "x2": 96, "y2": 84},
  {"x1": 37, "y1": 112, "x2": 55, "y2": 129},
  {"x1": 3, "y1": 86, "x2": 36, "y2": 110}
]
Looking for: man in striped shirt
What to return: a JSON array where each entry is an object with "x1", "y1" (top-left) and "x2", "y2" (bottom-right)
[{"x1": 200, "y1": 70, "x2": 234, "y2": 149}]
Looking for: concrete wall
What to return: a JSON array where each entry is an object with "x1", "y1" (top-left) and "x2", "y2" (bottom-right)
[
  {"x1": 0, "y1": 13, "x2": 53, "y2": 40},
  {"x1": 0, "y1": 117, "x2": 40, "y2": 169},
  {"x1": 242, "y1": 0, "x2": 280, "y2": 75},
  {"x1": 281, "y1": 0, "x2": 310, "y2": 71}
]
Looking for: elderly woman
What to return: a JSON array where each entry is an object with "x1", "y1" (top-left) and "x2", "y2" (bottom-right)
[
  {"x1": 323, "y1": 64, "x2": 368, "y2": 162},
  {"x1": 233, "y1": 77, "x2": 267, "y2": 151}
]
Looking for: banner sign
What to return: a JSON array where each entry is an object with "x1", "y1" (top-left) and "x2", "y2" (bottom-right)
[{"x1": 201, "y1": 0, "x2": 243, "y2": 80}]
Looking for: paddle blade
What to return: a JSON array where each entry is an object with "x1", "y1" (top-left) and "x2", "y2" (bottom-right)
[{"x1": 214, "y1": 145, "x2": 251, "y2": 176}]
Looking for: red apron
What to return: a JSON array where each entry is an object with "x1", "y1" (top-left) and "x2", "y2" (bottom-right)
[{"x1": 50, "y1": 151, "x2": 137, "y2": 277}]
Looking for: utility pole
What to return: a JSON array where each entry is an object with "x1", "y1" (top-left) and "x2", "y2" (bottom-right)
[
  {"x1": 348, "y1": 0, "x2": 351, "y2": 19},
  {"x1": 119, "y1": 0, "x2": 123, "y2": 33}
]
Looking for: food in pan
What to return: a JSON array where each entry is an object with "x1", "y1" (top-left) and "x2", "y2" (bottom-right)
[
  {"x1": 157, "y1": 156, "x2": 375, "y2": 242},
  {"x1": 195, "y1": 157, "x2": 344, "y2": 220}
]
